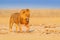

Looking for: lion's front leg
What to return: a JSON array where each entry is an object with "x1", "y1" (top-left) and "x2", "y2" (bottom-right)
[{"x1": 25, "y1": 24, "x2": 30, "y2": 32}]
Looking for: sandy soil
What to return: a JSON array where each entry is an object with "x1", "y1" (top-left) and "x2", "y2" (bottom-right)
[{"x1": 0, "y1": 16, "x2": 60, "y2": 40}]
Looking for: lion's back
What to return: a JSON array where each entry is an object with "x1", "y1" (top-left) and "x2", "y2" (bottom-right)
[{"x1": 10, "y1": 13, "x2": 20, "y2": 24}]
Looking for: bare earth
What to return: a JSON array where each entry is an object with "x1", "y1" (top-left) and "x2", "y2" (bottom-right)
[{"x1": 0, "y1": 16, "x2": 60, "y2": 40}]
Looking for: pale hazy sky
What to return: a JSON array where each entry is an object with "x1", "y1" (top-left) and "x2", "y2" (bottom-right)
[{"x1": 0, "y1": 0, "x2": 60, "y2": 9}]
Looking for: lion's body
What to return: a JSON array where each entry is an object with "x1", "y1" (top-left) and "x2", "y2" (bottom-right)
[
  {"x1": 10, "y1": 13, "x2": 20, "y2": 24},
  {"x1": 9, "y1": 9, "x2": 30, "y2": 32}
]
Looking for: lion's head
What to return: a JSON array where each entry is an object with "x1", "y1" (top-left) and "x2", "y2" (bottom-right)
[
  {"x1": 20, "y1": 9, "x2": 30, "y2": 17},
  {"x1": 20, "y1": 9, "x2": 30, "y2": 24}
]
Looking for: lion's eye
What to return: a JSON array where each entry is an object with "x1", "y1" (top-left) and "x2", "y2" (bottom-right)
[{"x1": 23, "y1": 11, "x2": 25, "y2": 14}]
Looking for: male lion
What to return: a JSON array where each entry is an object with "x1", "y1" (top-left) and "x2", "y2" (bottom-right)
[{"x1": 9, "y1": 9, "x2": 30, "y2": 32}]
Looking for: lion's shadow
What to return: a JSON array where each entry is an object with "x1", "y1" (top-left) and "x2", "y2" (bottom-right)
[{"x1": 13, "y1": 29, "x2": 35, "y2": 33}]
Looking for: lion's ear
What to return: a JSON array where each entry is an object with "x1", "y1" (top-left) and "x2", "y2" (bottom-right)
[{"x1": 26, "y1": 9, "x2": 30, "y2": 11}]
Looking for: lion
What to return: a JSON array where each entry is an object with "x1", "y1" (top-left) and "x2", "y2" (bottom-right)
[{"x1": 9, "y1": 9, "x2": 30, "y2": 32}]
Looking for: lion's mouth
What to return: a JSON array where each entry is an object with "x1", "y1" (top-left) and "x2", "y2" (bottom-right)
[{"x1": 25, "y1": 18, "x2": 29, "y2": 22}]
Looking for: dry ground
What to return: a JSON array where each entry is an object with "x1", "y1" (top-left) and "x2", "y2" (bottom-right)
[{"x1": 0, "y1": 16, "x2": 60, "y2": 40}]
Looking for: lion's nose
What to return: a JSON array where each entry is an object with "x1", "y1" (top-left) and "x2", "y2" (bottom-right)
[{"x1": 25, "y1": 17, "x2": 29, "y2": 21}]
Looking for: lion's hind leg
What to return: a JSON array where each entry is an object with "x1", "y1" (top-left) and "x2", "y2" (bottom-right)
[
  {"x1": 9, "y1": 21, "x2": 13, "y2": 32},
  {"x1": 19, "y1": 24, "x2": 23, "y2": 33},
  {"x1": 9, "y1": 17, "x2": 14, "y2": 32}
]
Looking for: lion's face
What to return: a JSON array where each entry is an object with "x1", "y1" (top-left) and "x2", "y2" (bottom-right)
[{"x1": 20, "y1": 9, "x2": 30, "y2": 24}]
